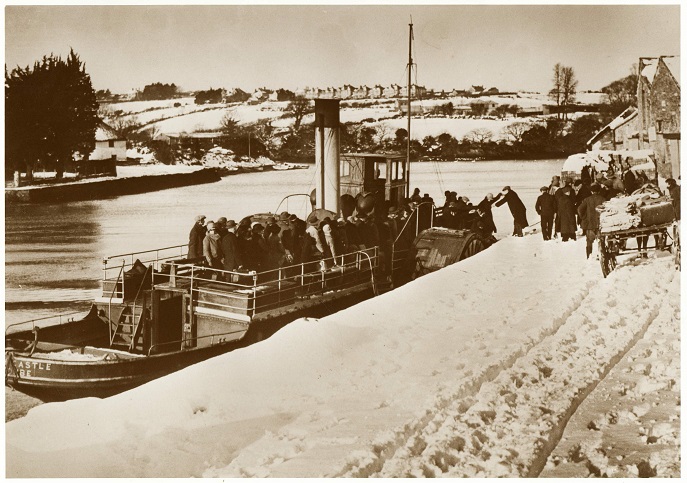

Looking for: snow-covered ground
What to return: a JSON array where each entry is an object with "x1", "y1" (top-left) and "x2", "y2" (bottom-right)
[
  {"x1": 371, "y1": 116, "x2": 542, "y2": 142},
  {"x1": 5, "y1": 234, "x2": 680, "y2": 478},
  {"x1": 103, "y1": 92, "x2": 603, "y2": 137}
]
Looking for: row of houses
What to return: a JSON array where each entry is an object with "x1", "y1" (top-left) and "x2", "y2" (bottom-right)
[
  {"x1": 249, "y1": 84, "x2": 499, "y2": 102},
  {"x1": 587, "y1": 55, "x2": 680, "y2": 178}
]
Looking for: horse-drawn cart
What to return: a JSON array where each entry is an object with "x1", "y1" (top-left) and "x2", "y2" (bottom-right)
[
  {"x1": 598, "y1": 221, "x2": 677, "y2": 277},
  {"x1": 596, "y1": 187, "x2": 679, "y2": 277}
]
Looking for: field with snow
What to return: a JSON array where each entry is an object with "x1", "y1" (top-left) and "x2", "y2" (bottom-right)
[
  {"x1": 6, "y1": 234, "x2": 680, "y2": 478},
  {"x1": 100, "y1": 92, "x2": 603, "y2": 138}
]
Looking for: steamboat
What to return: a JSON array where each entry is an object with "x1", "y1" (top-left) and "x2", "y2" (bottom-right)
[{"x1": 5, "y1": 25, "x2": 490, "y2": 401}]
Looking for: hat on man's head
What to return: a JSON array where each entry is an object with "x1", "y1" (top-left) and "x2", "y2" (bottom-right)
[
  {"x1": 267, "y1": 216, "x2": 276, "y2": 224},
  {"x1": 279, "y1": 211, "x2": 291, "y2": 222},
  {"x1": 226, "y1": 220, "x2": 237, "y2": 228},
  {"x1": 195, "y1": 215, "x2": 206, "y2": 222},
  {"x1": 666, "y1": 178, "x2": 676, "y2": 186},
  {"x1": 251, "y1": 222, "x2": 264, "y2": 231},
  {"x1": 217, "y1": 217, "x2": 227, "y2": 225},
  {"x1": 206, "y1": 222, "x2": 216, "y2": 230},
  {"x1": 288, "y1": 214, "x2": 298, "y2": 222}
]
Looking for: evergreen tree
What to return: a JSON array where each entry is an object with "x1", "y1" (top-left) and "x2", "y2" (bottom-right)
[{"x1": 5, "y1": 49, "x2": 99, "y2": 181}]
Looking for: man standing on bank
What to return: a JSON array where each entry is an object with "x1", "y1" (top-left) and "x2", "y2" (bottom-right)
[
  {"x1": 495, "y1": 186, "x2": 528, "y2": 237},
  {"x1": 577, "y1": 184, "x2": 606, "y2": 259},
  {"x1": 535, "y1": 186, "x2": 556, "y2": 240}
]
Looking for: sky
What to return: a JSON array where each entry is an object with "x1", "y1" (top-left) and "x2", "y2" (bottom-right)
[{"x1": 4, "y1": 4, "x2": 681, "y2": 94}]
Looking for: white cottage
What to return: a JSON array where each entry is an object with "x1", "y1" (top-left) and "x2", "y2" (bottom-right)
[{"x1": 91, "y1": 122, "x2": 127, "y2": 162}]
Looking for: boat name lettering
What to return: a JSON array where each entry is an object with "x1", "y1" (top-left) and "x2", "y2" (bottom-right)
[{"x1": 16, "y1": 360, "x2": 52, "y2": 377}]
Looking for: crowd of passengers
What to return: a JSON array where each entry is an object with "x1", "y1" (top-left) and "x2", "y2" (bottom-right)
[
  {"x1": 187, "y1": 187, "x2": 510, "y2": 281},
  {"x1": 188, "y1": 204, "x2": 414, "y2": 280}
]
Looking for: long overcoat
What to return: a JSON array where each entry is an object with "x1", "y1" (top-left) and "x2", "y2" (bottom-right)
[
  {"x1": 495, "y1": 190, "x2": 528, "y2": 227},
  {"x1": 188, "y1": 223, "x2": 206, "y2": 259},
  {"x1": 555, "y1": 188, "x2": 577, "y2": 234}
]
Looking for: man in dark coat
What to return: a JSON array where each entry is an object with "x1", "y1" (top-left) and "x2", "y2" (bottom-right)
[
  {"x1": 555, "y1": 185, "x2": 577, "y2": 241},
  {"x1": 476, "y1": 193, "x2": 498, "y2": 237},
  {"x1": 666, "y1": 178, "x2": 680, "y2": 221},
  {"x1": 495, "y1": 186, "x2": 528, "y2": 236},
  {"x1": 188, "y1": 215, "x2": 206, "y2": 260},
  {"x1": 573, "y1": 180, "x2": 592, "y2": 229},
  {"x1": 577, "y1": 184, "x2": 607, "y2": 258},
  {"x1": 220, "y1": 220, "x2": 242, "y2": 275},
  {"x1": 442, "y1": 202, "x2": 459, "y2": 229},
  {"x1": 535, "y1": 186, "x2": 556, "y2": 241}
]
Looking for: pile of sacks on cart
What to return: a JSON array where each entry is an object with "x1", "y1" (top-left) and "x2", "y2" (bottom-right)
[{"x1": 597, "y1": 184, "x2": 676, "y2": 232}]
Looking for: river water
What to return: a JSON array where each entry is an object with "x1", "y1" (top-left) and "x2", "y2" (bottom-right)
[
  {"x1": 5, "y1": 158, "x2": 564, "y2": 419},
  {"x1": 5, "y1": 159, "x2": 565, "y2": 325}
]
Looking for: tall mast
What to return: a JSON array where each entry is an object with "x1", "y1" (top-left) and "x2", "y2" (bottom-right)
[{"x1": 406, "y1": 20, "x2": 413, "y2": 198}]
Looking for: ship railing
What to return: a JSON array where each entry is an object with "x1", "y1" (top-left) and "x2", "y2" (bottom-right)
[
  {"x1": 155, "y1": 247, "x2": 379, "y2": 317},
  {"x1": 392, "y1": 201, "x2": 437, "y2": 246},
  {"x1": 390, "y1": 201, "x2": 437, "y2": 278},
  {"x1": 107, "y1": 261, "x2": 125, "y2": 342},
  {"x1": 102, "y1": 244, "x2": 188, "y2": 282},
  {"x1": 5, "y1": 311, "x2": 89, "y2": 336},
  {"x1": 146, "y1": 328, "x2": 248, "y2": 356}
]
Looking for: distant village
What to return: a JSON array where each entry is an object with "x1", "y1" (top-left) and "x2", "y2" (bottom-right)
[
  {"x1": 99, "y1": 82, "x2": 598, "y2": 106},
  {"x1": 76, "y1": 55, "x2": 681, "y2": 185}
]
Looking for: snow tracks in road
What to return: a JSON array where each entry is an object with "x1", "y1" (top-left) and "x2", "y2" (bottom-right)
[{"x1": 339, "y1": 250, "x2": 678, "y2": 477}]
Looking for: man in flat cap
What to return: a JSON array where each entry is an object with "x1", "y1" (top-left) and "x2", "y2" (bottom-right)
[{"x1": 188, "y1": 215, "x2": 206, "y2": 260}]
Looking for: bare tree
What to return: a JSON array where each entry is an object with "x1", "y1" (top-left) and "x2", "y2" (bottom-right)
[
  {"x1": 463, "y1": 128, "x2": 494, "y2": 155},
  {"x1": 220, "y1": 111, "x2": 241, "y2": 136},
  {"x1": 285, "y1": 96, "x2": 312, "y2": 131},
  {"x1": 549, "y1": 63, "x2": 563, "y2": 120},
  {"x1": 110, "y1": 116, "x2": 142, "y2": 144},
  {"x1": 98, "y1": 104, "x2": 115, "y2": 120},
  {"x1": 560, "y1": 66, "x2": 578, "y2": 121},
  {"x1": 463, "y1": 128, "x2": 493, "y2": 144},
  {"x1": 374, "y1": 124, "x2": 392, "y2": 148},
  {"x1": 501, "y1": 121, "x2": 532, "y2": 144},
  {"x1": 253, "y1": 119, "x2": 278, "y2": 156}
]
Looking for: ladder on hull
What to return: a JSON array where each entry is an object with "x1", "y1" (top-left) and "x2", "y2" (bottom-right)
[{"x1": 110, "y1": 303, "x2": 147, "y2": 352}]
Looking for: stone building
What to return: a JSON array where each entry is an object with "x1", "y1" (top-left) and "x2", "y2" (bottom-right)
[
  {"x1": 586, "y1": 107, "x2": 640, "y2": 151},
  {"x1": 637, "y1": 55, "x2": 680, "y2": 178}
]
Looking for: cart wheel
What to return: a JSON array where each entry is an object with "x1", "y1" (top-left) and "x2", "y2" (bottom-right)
[{"x1": 599, "y1": 237, "x2": 616, "y2": 278}]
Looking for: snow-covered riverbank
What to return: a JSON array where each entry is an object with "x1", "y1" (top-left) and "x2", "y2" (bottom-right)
[{"x1": 6, "y1": 234, "x2": 680, "y2": 477}]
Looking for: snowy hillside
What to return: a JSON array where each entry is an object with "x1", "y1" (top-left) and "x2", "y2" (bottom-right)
[
  {"x1": 100, "y1": 92, "x2": 604, "y2": 137},
  {"x1": 6, "y1": 236, "x2": 679, "y2": 478}
]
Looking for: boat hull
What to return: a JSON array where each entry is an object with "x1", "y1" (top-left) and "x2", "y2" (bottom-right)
[
  {"x1": 5, "y1": 340, "x2": 241, "y2": 401},
  {"x1": 5, "y1": 285, "x2": 374, "y2": 401}
]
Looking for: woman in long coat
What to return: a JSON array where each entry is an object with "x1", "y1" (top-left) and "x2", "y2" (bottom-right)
[{"x1": 555, "y1": 186, "x2": 577, "y2": 241}]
